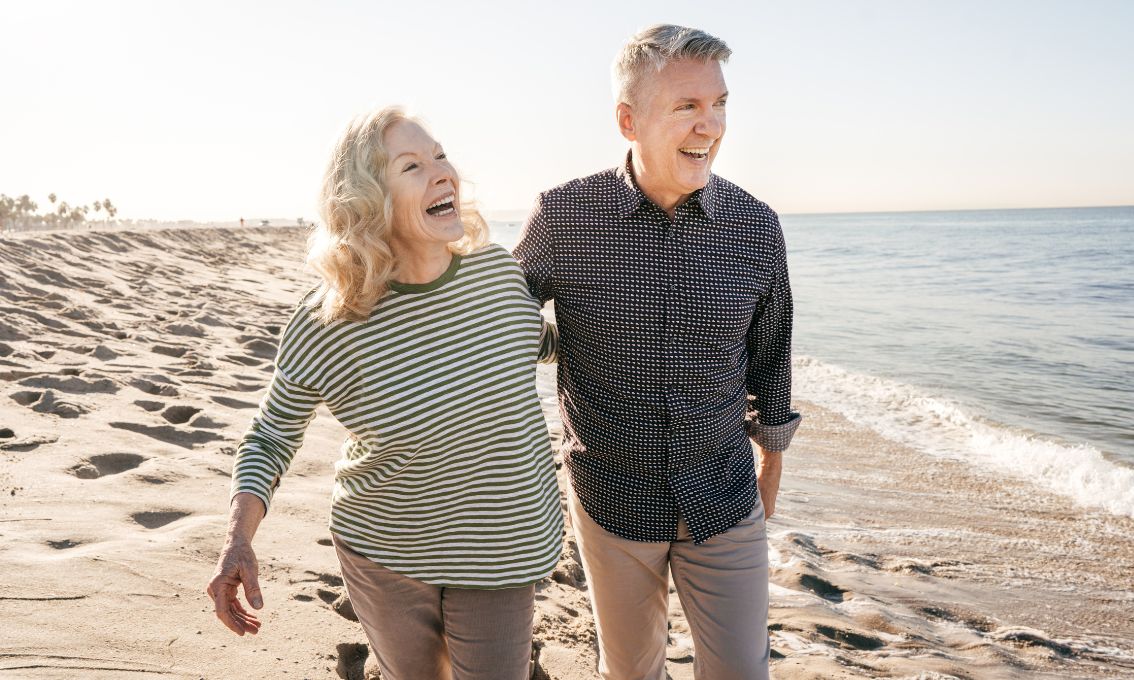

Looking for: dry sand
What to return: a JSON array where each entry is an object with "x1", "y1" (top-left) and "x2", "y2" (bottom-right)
[{"x1": 2, "y1": 226, "x2": 1132, "y2": 679}]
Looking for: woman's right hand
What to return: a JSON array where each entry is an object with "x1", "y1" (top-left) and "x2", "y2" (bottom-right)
[{"x1": 206, "y1": 540, "x2": 264, "y2": 636}]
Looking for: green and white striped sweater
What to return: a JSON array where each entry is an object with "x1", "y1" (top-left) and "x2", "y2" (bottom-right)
[{"x1": 231, "y1": 244, "x2": 563, "y2": 588}]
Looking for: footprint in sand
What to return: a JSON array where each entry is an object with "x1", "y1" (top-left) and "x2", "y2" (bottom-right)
[
  {"x1": 130, "y1": 377, "x2": 180, "y2": 397},
  {"x1": 161, "y1": 405, "x2": 201, "y2": 425},
  {"x1": 335, "y1": 642, "x2": 369, "y2": 680},
  {"x1": 812, "y1": 624, "x2": 885, "y2": 651},
  {"x1": 134, "y1": 399, "x2": 165, "y2": 412},
  {"x1": 48, "y1": 539, "x2": 82, "y2": 550},
  {"x1": 0, "y1": 433, "x2": 59, "y2": 451},
  {"x1": 109, "y1": 421, "x2": 224, "y2": 448},
  {"x1": 188, "y1": 413, "x2": 228, "y2": 429},
  {"x1": 69, "y1": 453, "x2": 147, "y2": 479},
  {"x1": 795, "y1": 573, "x2": 847, "y2": 603},
  {"x1": 237, "y1": 336, "x2": 277, "y2": 360},
  {"x1": 210, "y1": 395, "x2": 259, "y2": 410},
  {"x1": 151, "y1": 344, "x2": 190, "y2": 358},
  {"x1": 154, "y1": 405, "x2": 227, "y2": 430},
  {"x1": 131, "y1": 511, "x2": 190, "y2": 529},
  {"x1": 18, "y1": 374, "x2": 119, "y2": 395},
  {"x1": 164, "y1": 322, "x2": 206, "y2": 338},
  {"x1": 10, "y1": 389, "x2": 91, "y2": 419}
]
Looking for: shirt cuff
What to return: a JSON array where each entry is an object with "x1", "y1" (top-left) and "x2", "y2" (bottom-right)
[{"x1": 746, "y1": 412, "x2": 802, "y2": 452}]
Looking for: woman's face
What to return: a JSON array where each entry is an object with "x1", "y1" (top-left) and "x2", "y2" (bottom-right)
[{"x1": 383, "y1": 120, "x2": 464, "y2": 249}]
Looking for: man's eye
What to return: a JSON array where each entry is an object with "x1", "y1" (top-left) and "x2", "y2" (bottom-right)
[
  {"x1": 677, "y1": 104, "x2": 695, "y2": 111},
  {"x1": 715, "y1": 100, "x2": 727, "y2": 108}
]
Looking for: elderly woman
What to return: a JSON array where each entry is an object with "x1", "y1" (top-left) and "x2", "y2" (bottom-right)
[{"x1": 205, "y1": 106, "x2": 563, "y2": 680}]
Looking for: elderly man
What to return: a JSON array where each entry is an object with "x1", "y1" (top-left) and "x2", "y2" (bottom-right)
[{"x1": 514, "y1": 24, "x2": 801, "y2": 680}]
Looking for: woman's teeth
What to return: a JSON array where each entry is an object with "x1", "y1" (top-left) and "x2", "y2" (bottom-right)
[
  {"x1": 679, "y1": 148, "x2": 709, "y2": 160},
  {"x1": 425, "y1": 195, "x2": 456, "y2": 216}
]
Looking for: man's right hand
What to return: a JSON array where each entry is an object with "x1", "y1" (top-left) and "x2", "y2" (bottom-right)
[{"x1": 206, "y1": 541, "x2": 263, "y2": 636}]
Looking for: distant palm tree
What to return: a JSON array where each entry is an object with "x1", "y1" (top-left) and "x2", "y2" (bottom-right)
[
  {"x1": 103, "y1": 198, "x2": 117, "y2": 222},
  {"x1": 48, "y1": 192, "x2": 57, "y2": 205},
  {"x1": 17, "y1": 195, "x2": 37, "y2": 230},
  {"x1": 0, "y1": 195, "x2": 14, "y2": 232}
]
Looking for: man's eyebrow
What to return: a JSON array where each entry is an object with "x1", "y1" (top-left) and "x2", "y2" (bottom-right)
[{"x1": 674, "y1": 91, "x2": 729, "y2": 103}]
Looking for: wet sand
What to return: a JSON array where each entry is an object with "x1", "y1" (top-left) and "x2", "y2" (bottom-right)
[{"x1": 1, "y1": 226, "x2": 1132, "y2": 678}]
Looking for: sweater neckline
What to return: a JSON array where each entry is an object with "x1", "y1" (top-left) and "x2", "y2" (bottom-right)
[{"x1": 388, "y1": 253, "x2": 463, "y2": 294}]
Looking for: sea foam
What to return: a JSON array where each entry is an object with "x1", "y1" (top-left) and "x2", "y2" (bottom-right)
[{"x1": 794, "y1": 355, "x2": 1134, "y2": 519}]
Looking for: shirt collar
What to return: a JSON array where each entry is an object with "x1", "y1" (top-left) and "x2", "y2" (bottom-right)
[{"x1": 614, "y1": 150, "x2": 719, "y2": 220}]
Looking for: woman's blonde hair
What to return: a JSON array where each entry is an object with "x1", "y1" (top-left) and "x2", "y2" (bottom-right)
[{"x1": 307, "y1": 106, "x2": 489, "y2": 324}]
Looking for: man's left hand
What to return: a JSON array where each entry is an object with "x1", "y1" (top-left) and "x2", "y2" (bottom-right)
[{"x1": 756, "y1": 449, "x2": 782, "y2": 520}]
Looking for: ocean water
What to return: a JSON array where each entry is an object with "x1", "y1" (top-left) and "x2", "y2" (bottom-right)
[{"x1": 491, "y1": 205, "x2": 1134, "y2": 518}]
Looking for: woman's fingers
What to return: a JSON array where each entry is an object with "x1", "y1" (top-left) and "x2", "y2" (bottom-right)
[
  {"x1": 206, "y1": 543, "x2": 264, "y2": 635},
  {"x1": 239, "y1": 559, "x2": 264, "y2": 610}
]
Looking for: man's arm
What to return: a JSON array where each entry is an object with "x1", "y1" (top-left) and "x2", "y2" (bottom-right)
[
  {"x1": 513, "y1": 194, "x2": 555, "y2": 304},
  {"x1": 745, "y1": 222, "x2": 802, "y2": 518}
]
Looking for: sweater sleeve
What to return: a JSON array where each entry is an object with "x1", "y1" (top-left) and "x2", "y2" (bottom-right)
[
  {"x1": 536, "y1": 318, "x2": 558, "y2": 364},
  {"x1": 229, "y1": 366, "x2": 322, "y2": 513}
]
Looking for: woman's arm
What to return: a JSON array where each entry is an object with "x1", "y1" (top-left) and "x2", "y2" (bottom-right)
[
  {"x1": 206, "y1": 363, "x2": 322, "y2": 635},
  {"x1": 206, "y1": 492, "x2": 267, "y2": 635},
  {"x1": 536, "y1": 316, "x2": 558, "y2": 364}
]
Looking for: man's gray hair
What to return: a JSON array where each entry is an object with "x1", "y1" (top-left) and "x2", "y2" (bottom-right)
[{"x1": 612, "y1": 24, "x2": 731, "y2": 106}]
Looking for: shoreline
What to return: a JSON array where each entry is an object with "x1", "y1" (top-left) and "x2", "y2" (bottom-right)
[{"x1": 2, "y1": 226, "x2": 1132, "y2": 678}]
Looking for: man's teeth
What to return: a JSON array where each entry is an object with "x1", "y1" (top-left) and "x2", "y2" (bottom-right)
[{"x1": 679, "y1": 147, "x2": 710, "y2": 159}]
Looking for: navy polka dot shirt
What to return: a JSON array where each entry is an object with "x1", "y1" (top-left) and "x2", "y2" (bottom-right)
[{"x1": 514, "y1": 153, "x2": 801, "y2": 544}]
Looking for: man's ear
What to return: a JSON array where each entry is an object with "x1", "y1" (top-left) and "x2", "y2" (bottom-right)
[{"x1": 616, "y1": 102, "x2": 636, "y2": 142}]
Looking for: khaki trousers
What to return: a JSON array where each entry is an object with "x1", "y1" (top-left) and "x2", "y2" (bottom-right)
[
  {"x1": 333, "y1": 535, "x2": 535, "y2": 680},
  {"x1": 568, "y1": 487, "x2": 770, "y2": 680}
]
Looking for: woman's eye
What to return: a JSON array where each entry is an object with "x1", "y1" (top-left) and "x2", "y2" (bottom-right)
[
  {"x1": 402, "y1": 162, "x2": 418, "y2": 173},
  {"x1": 436, "y1": 152, "x2": 447, "y2": 160}
]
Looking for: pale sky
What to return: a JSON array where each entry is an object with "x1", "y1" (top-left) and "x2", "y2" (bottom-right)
[{"x1": 2, "y1": 0, "x2": 1132, "y2": 221}]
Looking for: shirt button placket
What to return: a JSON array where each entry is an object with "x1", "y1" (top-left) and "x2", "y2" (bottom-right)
[{"x1": 662, "y1": 212, "x2": 682, "y2": 474}]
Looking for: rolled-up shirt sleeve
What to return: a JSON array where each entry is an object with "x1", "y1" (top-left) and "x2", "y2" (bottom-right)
[
  {"x1": 513, "y1": 194, "x2": 555, "y2": 304},
  {"x1": 230, "y1": 366, "x2": 321, "y2": 512},
  {"x1": 745, "y1": 223, "x2": 802, "y2": 452}
]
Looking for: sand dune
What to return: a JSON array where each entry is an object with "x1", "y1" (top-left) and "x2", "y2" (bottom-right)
[{"x1": 2, "y1": 226, "x2": 1132, "y2": 679}]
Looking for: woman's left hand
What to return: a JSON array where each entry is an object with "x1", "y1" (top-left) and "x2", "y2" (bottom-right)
[{"x1": 206, "y1": 540, "x2": 264, "y2": 636}]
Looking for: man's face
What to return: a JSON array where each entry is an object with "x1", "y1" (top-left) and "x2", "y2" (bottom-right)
[{"x1": 624, "y1": 58, "x2": 728, "y2": 204}]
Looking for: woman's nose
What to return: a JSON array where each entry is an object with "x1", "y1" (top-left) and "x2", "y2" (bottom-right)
[{"x1": 431, "y1": 165, "x2": 452, "y2": 186}]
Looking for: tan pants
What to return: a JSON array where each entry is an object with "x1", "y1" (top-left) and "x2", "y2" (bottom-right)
[
  {"x1": 333, "y1": 535, "x2": 535, "y2": 680},
  {"x1": 568, "y1": 487, "x2": 770, "y2": 680}
]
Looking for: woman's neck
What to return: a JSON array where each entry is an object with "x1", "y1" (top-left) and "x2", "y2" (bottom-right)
[{"x1": 391, "y1": 241, "x2": 453, "y2": 284}]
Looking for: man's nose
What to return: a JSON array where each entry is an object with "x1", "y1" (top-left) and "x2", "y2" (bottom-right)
[{"x1": 696, "y1": 109, "x2": 724, "y2": 139}]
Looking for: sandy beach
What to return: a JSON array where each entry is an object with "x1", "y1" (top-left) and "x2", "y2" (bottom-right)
[{"x1": 2, "y1": 225, "x2": 1132, "y2": 679}]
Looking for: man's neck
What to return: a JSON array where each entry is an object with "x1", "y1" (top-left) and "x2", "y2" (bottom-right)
[{"x1": 629, "y1": 152, "x2": 691, "y2": 220}]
